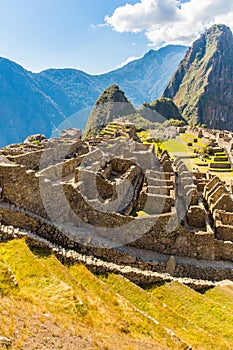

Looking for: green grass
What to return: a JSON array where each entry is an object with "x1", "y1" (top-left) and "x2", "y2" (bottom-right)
[
  {"x1": 0, "y1": 239, "x2": 184, "y2": 349},
  {"x1": 137, "y1": 210, "x2": 150, "y2": 216},
  {"x1": 147, "y1": 281, "x2": 233, "y2": 349},
  {"x1": 0, "y1": 240, "x2": 87, "y2": 318},
  {"x1": 209, "y1": 160, "x2": 230, "y2": 164},
  {"x1": 138, "y1": 130, "x2": 233, "y2": 179},
  {"x1": 32, "y1": 139, "x2": 40, "y2": 144},
  {"x1": 137, "y1": 130, "x2": 151, "y2": 141},
  {"x1": 162, "y1": 139, "x2": 188, "y2": 153},
  {"x1": 0, "y1": 257, "x2": 18, "y2": 296},
  {"x1": 204, "y1": 284, "x2": 233, "y2": 311},
  {"x1": 1, "y1": 238, "x2": 233, "y2": 349},
  {"x1": 180, "y1": 133, "x2": 207, "y2": 148},
  {"x1": 195, "y1": 161, "x2": 208, "y2": 166},
  {"x1": 101, "y1": 274, "x2": 233, "y2": 350}
]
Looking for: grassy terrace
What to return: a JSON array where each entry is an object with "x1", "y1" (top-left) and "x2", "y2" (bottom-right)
[
  {"x1": 99, "y1": 122, "x2": 131, "y2": 139},
  {"x1": 1, "y1": 239, "x2": 233, "y2": 349},
  {"x1": 102, "y1": 274, "x2": 233, "y2": 350},
  {"x1": 0, "y1": 239, "x2": 178, "y2": 349},
  {"x1": 137, "y1": 130, "x2": 233, "y2": 182}
]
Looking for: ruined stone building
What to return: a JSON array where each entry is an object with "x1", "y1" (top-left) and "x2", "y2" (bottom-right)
[{"x1": 0, "y1": 126, "x2": 233, "y2": 283}]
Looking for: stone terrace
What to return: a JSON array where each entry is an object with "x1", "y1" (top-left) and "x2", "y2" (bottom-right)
[{"x1": 0, "y1": 126, "x2": 233, "y2": 282}]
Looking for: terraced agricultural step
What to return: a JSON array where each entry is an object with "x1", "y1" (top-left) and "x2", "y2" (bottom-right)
[
  {"x1": 0, "y1": 223, "x2": 221, "y2": 290},
  {"x1": 102, "y1": 274, "x2": 232, "y2": 350}
]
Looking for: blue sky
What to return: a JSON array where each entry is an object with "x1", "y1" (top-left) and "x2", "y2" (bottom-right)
[{"x1": 0, "y1": 0, "x2": 232, "y2": 74}]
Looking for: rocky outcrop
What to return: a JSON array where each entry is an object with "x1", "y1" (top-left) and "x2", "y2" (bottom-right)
[
  {"x1": 139, "y1": 98, "x2": 184, "y2": 123},
  {"x1": 85, "y1": 85, "x2": 136, "y2": 136},
  {"x1": 163, "y1": 24, "x2": 233, "y2": 130}
]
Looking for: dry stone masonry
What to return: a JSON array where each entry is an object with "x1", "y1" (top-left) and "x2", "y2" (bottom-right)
[{"x1": 0, "y1": 125, "x2": 233, "y2": 283}]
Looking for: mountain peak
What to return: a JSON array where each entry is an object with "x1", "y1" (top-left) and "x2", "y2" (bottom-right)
[
  {"x1": 163, "y1": 24, "x2": 233, "y2": 130},
  {"x1": 0, "y1": 44, "x2": 187, "y2": 147},
  {"x1": 96, "y1": 84, "x2": 130, "y2": 105},
  {"x1": 85, "y1": 85, "x2": 136, "y2": 136},
  {"x1": 205, "y1": 23, "x2": 232, "y2": 37}
]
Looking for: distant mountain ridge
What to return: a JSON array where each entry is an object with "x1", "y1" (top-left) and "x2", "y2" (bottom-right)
[
  {"x1": 0, "y1": 45, "x2": 187, "y2": 146},
  {"x1": 163, "y1": 24, "x2": 233, "y2": 131}
]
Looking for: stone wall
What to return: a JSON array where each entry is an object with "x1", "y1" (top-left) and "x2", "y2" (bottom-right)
[
  {"x1": 214, "y1": 210, "x2": 233, "y2": 242},
  {"x1": 38, "y1": 157, "x2": 80, "y2": 181},
  {"x1": 0, "y1": 206, "x2": 75, "y2": 247},
  {"x1": 64, "y1": 182, "x2": 134, "y2": 228},
  {"x1": 1, "y1": 221, "x2": 233, "y2": 287},
  {"x1": 0, "y1": 164, "x2": 47, "y2": 218},
  {"x1": 129, "y1": 213, "x2": 216, "y2": 260},
  {"x1": 209, "y1": 162, "x2": 231, "y2": 169},
  {"x1": 215, "y1": 240, "x2": 233, "y2": 261},
  {"x1": 8, "y1": 150, "x2": 45, "y2": 170},
  {"x1": 96, "y1": 174, "x2": 116, "y2": 200}
]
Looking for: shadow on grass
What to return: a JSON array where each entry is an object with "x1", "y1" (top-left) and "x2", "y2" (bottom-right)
[
  {"x1": 140, "y1": 281, "x2": 167, "y2": 290},
  {"x1": 28, "y1": 244, "x2": 52, "y2": 258}
]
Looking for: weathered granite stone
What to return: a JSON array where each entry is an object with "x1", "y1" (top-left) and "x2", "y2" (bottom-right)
[
  {"x1": 166, "y1": 256, "x2": 176, "y2": 275},
  {"x1": 187, "y1": 206, "x2": 207, "y2": 227},
  {"x1": 60, "y1": 128, "x2": 82, "y2": 140},
  {"x1": 24, "y1": 134, "x2": 46, "y2": 143}
]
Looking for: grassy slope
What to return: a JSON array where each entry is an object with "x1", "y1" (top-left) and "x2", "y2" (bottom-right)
[
  {"x1": 148, "y1": 281, "x2": 233, "y2": 350},
  {"x1": 1, "y1": 239, "x2": 233, "y2": 349},
  {"x1": 102, "y1": 274, "x2": 233, "y2": 350},
  {"x1": 0, "y1": 239, "x2": 180, "y2": 350}
]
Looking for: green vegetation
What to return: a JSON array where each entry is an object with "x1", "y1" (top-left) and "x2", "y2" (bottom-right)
[
  {"x1": 0, "y1": 258, "x2": 18, "y2": 296},
  {"x1": 138, "y1": 130, "x2": 195, "y2": 160},
  {"x1": 132, "y1": 210, "x2": 150, "y2": 217},
  {"x1": 1, "y1": 238, "x2": 233, "y2": 349},
  {"x1": 138, "y1": 128, "x2": 232, "y2": 178},
  {"x1": 102, "y1": 274, "x2": 233, "y2": 350},
  {"x1": 163, "y1": 24, "x2": 233, "y2": 130},
  {"x1": 121, "y1": 113, "x2": 161, "y2": 130},
  {"x1": 162, "y1": 118, "x2": 185, "y2": 127},
  {"x1": 32, "y1": 139, "x2": 41, "y2": 145},
  {"x1": 0, "y1": 239, "x2": 182, "y2": 349},
  {"x1": 208, "y1": 149, "x2": 231, "y2": 171},
  {"x1": 147, "y1": 281, "x2": 233, "y2": 349},
  {"x1": 163, "y1": 139, "x2": 188, "y2": 153},
  {"x1": 143, "y1": 97, "x2": 184, "y2": 122}
]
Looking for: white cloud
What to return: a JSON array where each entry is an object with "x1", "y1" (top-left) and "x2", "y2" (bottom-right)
[
  {"x1": 105, "y1": 0, "x2": 233, "y2": 47},
  {"x1": 91, "y1": 23, "x2": 108, "y2": 29},
  {"x1": 116, "y1": 56, "x2": 141, "y2": 69}
]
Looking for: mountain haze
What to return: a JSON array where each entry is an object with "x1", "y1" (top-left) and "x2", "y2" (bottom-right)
[
  {"x1": 0, "y1": 58, "x2": 66, "y2": 147},
  {"x1": 0, "y1": 45, "x2": 187, "y2": 146},
  {"x1": 163, "y1": 24, "x2": 233, "y2": 130}
]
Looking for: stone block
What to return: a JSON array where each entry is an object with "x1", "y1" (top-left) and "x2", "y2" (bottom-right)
[
  {"x1": 166, "y1": 256, "x2": 176, "y2": 276},
  {"x1": 162, "y1": 159, "x2": 173, "y2": 172},
  {"x1": 60, "y1": 128, "x2": 82, "y2": 140},
  {"x1": 211, "y1": 194, "x2": 233, "y2": 213},
  {"x1": 207, "y1": 184, "x2": 228, "y2": 206},
  {"x1": 204, "y1": 176, "x2": 220, "y2": 198},
  {"x1": 187, "y1": 206, "x2": 207, "y2": 227},
  {"x1": 216, "y1": 224, "x2": 233, "y2": 242}
]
